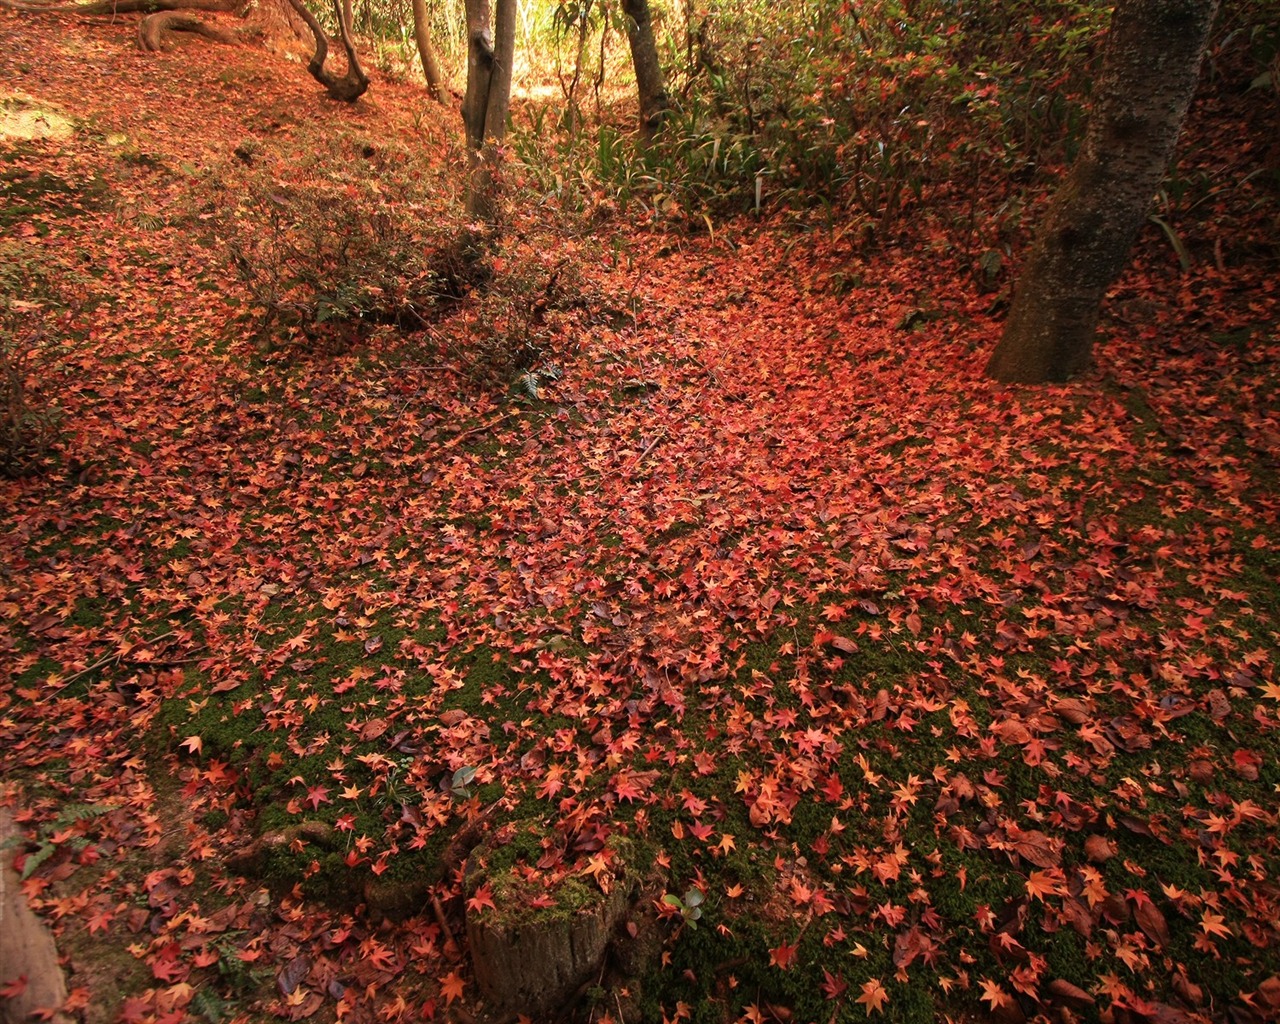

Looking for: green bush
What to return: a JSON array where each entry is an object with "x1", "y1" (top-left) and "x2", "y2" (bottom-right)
[{"x1": 511, "y1": 0, "x2": 1110, "y2": 236}]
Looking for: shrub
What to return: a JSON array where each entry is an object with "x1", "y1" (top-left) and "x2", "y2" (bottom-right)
[
  {"x1": 214, "y1": 137, "x2": 483, "y2": 352},
  {"x1": 0, "y1": 254, "x2": 71, "y2": 477}
]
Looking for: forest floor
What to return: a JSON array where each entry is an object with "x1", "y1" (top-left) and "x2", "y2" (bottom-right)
[{"x1": 2, "y1": 10, "x2": 1279, "y2": 1024}]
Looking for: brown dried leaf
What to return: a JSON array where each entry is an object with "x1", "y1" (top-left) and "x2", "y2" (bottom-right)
[
  {"x1": 1135, "y1": 899, "x2": 1170, "y2": 950},
  {"x1": 1046, "y1": 978, "x2": 1095, "y2": 1009},
  {"x1": 1083, "y1": 835, "x2": 1116, "y2": 864},
  {"x1": 1013, "y1": 831, "x2": 1060, "y2": 868}
]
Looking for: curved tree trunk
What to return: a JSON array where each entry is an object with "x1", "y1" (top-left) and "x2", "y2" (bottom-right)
[
  {"x1": 284, "y1": 0, "x2": 369, "y2": 102},
  {"x1": 138, "y1": 9, "x2": 238, "y2": 49},
  {"x1": 620, "y1": 0, "x2": 668, "y2": 138},
  {"x1": 986, "y1": 0, "x2": 1220, "y2": 383},
  {"x1": 462, "y1": 0, "x2": 515, "y2": 222},
  {"x1": 410, "y1": 0, "x2": 448, "y2": 104}
]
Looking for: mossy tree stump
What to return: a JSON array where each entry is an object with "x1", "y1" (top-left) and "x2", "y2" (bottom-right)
[{"x1": 465, "y1": 848, "x2": 634, "y2": 1018}]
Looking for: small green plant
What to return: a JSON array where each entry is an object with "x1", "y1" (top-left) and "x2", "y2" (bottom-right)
[
  {"x1": 1, "y1": 802, "x2": 112, "y2": 878},
  {"x1": 447, "y1": 764, "x2": 478, "y2": 799},
  {"x1": 661, "y1": 887, "x2": 705, "y2": 929}
]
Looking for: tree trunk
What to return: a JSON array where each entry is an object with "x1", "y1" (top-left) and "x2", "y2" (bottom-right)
[
  {"x1": 985, "y1": 0, "x2": 1220, "y2": 383},
  {"x1": 410, "y1": 0, "x2": 448, "y2": 103},
  {"x1": 620, "y1": 0, "x2": 668, "y2": 137},
  {"x1": 285, "y1": 0, "x2": 369, "y2": 102},
  {"x1": 462, "y1": 0, "x2": 515, "y2": 222}
]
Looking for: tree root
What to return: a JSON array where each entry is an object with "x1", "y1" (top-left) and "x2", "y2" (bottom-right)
[
  {"x1": 138, "y1": 9, "x2": 238, "y2": 49},
  {"x1": 0, "y1": 0, "x2": 235, "y2": 15}
]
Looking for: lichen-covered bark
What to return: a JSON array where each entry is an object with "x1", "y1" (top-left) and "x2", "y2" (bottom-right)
[
  {"x1": 620, "y1": 0, "x2": 668, "y2": 137},
  {"x1": 986, "y1": 0, "x2": 1221, "y2": 383}
]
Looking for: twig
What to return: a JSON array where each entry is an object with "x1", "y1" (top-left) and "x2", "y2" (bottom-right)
[
  {"x1": 431, "y1": 893, "x2": 459, "y2": 957},
  {"x1": 59, "y1": 631, "x2": 178, "y2": 686},
  {"x1": 439, "y1": 411, "x2": 515, "y2": 452},
  {"x1": 624, "y1": 430, "x2": 666, "y2": 477}
]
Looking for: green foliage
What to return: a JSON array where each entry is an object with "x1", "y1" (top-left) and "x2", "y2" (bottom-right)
[
  {"x1": 512, "y1": 0, "x2": 1109, "y2": 236},
  {"x1": 3, "y1": 801, "x2": 112, "y2": 879}
]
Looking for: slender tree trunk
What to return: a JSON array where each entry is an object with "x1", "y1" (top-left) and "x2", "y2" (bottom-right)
[
  {"x1": 462, "y1": 0, "x2": 515, "y2": 222},
  {"x1": 620, "y1": 0, "x2": 668, "y2": 137},
  {"x1": 985, "y1": 0, "x2": 1220, "y2": 383},
  {"x1": 411, "y1": 0, "x2": 448, "y2": 104}
]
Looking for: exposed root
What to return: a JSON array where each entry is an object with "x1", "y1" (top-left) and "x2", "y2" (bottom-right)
[
  {"x1": 138, "y1": 9, "x2": 238, "y2": 49},
  {"x1": 1, "y1": 0, "x2": 235, "y2": 15}
]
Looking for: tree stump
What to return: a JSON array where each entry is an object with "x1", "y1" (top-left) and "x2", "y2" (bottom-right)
[
  {"x1": 465, "y1": 852, "x2": 634, "y2": 1018},
  {"x1": 467, "y1": 887, "x2": 628, "y2": 1017},
  {"x1": 0, "y1": 809, "x2": 72, "y2": 1024}
]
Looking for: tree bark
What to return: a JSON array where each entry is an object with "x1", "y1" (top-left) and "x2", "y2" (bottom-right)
[
  {"x1": 410, "y1": 0, "x2": 448, "y2": 104},
  {"x1": 620, "y1": 0, "x2": 668, "y2": 137},
  {"x1": 985, "y1": 0, "x2": 1220, "y2": 383},
  {"x1": 285, "y1": 0, "x2": 369, "y2": 102},
  {"x1": 462, "y1": 0, "x2": 515, "y2": 222}
]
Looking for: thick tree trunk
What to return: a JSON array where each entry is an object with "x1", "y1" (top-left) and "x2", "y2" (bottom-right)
[
  {"x1": 985, "y1": 0, "x2": 1220, "y2": 383},
  {"x1": 462, "y1": 0, "x2": 515, "y2": 222},
  {"x1": 410, "y1": 0, "x2": 448, "y2": 104},
  {"x1": 285, "y1": 0, "x2": 369, "y2": 102},
  {"x1": 620, "y1": 0, "x2": 668, "y2": 137}
]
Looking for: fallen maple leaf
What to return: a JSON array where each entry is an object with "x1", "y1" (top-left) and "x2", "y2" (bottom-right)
[
  {"x1": 855, "y1": 978, "x2": 888, "y2": 1016},
  {"x1": 467, "y1": 883, "x2": 496, "y2": 914},
  {"x1": 820, "y1": 968, "x2": 848, "y2": 1001},
  {"x1": 980, "y1": 978, "x2": 1012, "y2": 1010},
  {"x1": 439, "y1": 971, "x2": 465, "y2": 1005},
  {"x1": 769, "y1": 942, "x2": 798, "y2": 970}
]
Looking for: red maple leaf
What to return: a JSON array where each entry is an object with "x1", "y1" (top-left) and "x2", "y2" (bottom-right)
[
  {"x1": 467, "y1": 883, "x2": 497, "y2": 914},
  {"x1": 769, "y1": 942, "x2": 798, "y2": 970}
]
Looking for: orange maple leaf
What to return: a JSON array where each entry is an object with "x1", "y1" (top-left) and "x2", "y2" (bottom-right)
[
  {"x1": 980, "y1": 978, "x2": 1012, "y2": 1010},
  {"x1": 439, "y1": 971, "x2": 465, "y2": 1005},
  {"x1": 856, "y1": 978, "x2": 889, "y2": 1016},
  {"x1": 1026, "y1": 868, "x2": 1066, "y2": 902}
]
